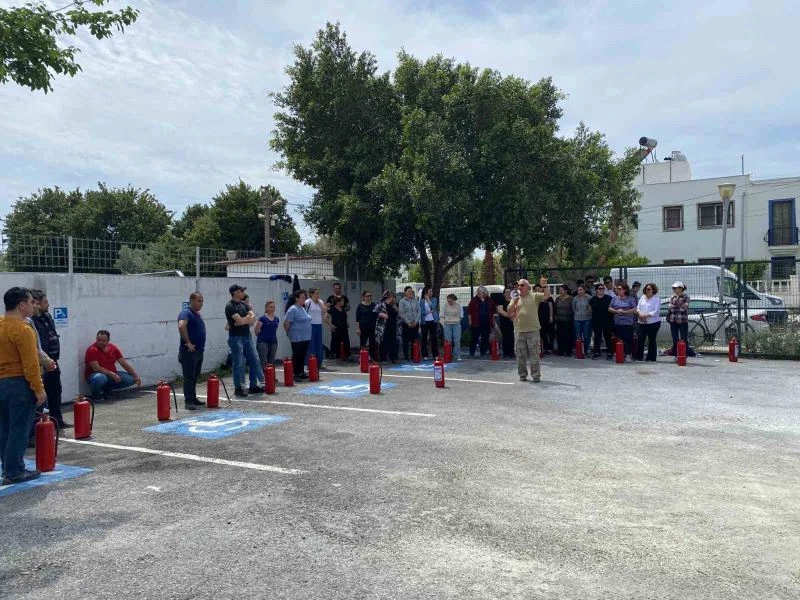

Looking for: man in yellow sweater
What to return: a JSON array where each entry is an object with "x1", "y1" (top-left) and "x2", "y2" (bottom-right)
[{"x1": 1, "y1": 287, "x2": 47, "y2": 485}]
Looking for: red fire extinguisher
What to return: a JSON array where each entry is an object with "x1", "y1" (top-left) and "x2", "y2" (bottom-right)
[
  {"x1": 575, "y1": 338, "x2": 584, "y2": 360},
  {"x1": 73, "y1": 396, "x2": 94, "y2": 440},
  {"x1": 615, "y1": 340, "x2": 625, "y2": 363},
  {"x1": 283, "y1": 357, "x2": 294, "y2": 387},
  {"x1": 677, "y1": 339, "x2": 687, "y2": 366},
  {"x1": 412, "y1": 340, "x2": 421, "y2": 363},
  {"x1": 369, "y1": 363, "x2": 381, "y2": 394},
  {"x1": 35, "y1": 413, "x2": 58, "y2": 473},
  {"x1": 157, "y1": 380, "x2": 177, "y2": 421},
  {"x1": 308, "y1": 354, "x2": 319, "y2": 382},
  {"x1": 728, "y1": 337, "x2": 739, "y2": 362},
  {"x1": 360, "y1": 348, "x2": 370, "y2": 373},
  {"x1": 207, "y1": 374, "x2": 220, "y2": 408},
  {"x1": 490, "y1": 339, "x2": 500, "y2": 361},
  {"x1": 264, "y1": 364, "x2": 276, "y2": 394},
  {"x1": 433, "y1": 358, "x2": 445, "y2": 389},
  {"x1": 443, "y1": 340, "x2": 453, "y2": 363}
]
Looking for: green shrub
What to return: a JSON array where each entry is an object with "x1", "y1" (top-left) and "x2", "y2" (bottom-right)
[{"x1": 741, "y1": 326, "x2": 800, "y2": 356}]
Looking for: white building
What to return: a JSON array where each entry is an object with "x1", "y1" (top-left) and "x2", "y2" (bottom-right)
[{"x1": 633, "y1": 153, "x2": 800, "y2": 281}]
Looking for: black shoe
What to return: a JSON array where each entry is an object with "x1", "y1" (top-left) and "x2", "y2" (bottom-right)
[
  {"x1": 184, "y1": 403, "x2": 197, "y2": 411},
  {"x1": 59, "y1": 421, "x2": 73, "y2": 429},
  {"x1": 2, "y1": 469, "x2": 42, "y2": 485},
  {"x1": 192, "y1": 400, "x2": 205, "y2": 406},
  {"x1": 234, "y1": 387, "x2": 248, "y2": 398},
  {"x1": 295, "y1": 373, "x2": 309, "y2": 380},
  {"x1": 248, "y1": 385, "x2": 265, "y2": 394}
]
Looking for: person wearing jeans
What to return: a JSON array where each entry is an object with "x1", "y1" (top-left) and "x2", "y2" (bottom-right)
[
  {"x1": 572, "y1": 285, "x2": 592, "y2": 352},
  {"x1": 1, "y1": 286, "x2": 48, "y2": 485},
  {"x1": 398, "y1": 286, "x2": 420, "y2": 361},
  {"x1": 255, "y1": 300, "x2": 279, "y2": 368},
  {"x1": 304, "y1": 288, "x2": 328, "y2": 369},
  {"x1": 84, "y1": 330, "x2": 141, "y2": 400},
  {"x1": 419, "y1": 287, "x2": 439, "y2": 360},
  {"x1": 285, "y1": 290, "x2": 312, "y2": 380},
  {"x1": 635, "y1": 283, "x2": 662, "y2": 361},
  {"x1": 667, "y1": 282, "x2": 690, "y2": 359},
  {"x1": 178, "y1": 292, "x2": 206, "y2": 410},
  {"x1": 440, "y1": 294, "x2": 463, "y2": 360},
  {"x1": 225, "y1": 284, "x2": 264, "y2": 397}
]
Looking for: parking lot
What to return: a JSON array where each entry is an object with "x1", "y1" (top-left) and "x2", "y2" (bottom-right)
[{"x1": 2, "y1": 355, "x2": 799, "y2": 599}]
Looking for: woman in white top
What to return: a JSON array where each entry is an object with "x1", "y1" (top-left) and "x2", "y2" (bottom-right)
[
  {"x1": 304, "y1": 288, "x2": 330, "y2": 368},
  {"x1": 635, "y1": 282, "x2": 661, "y2": 361}
]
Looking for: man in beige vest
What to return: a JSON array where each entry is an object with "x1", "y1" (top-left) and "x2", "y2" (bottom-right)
[{"x1": 507, "y1": 278, "x2": 550, "y2": 382}]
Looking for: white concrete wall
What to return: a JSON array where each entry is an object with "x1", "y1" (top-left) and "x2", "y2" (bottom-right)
[
  {"x1": 634, "y1": 174, "x2": 800, "y2": 264},
  {"x1": 0, "y1": 273, "x2": 386, "y2": 403}
]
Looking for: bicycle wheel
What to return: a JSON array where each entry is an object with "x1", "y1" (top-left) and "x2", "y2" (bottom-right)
[{"x1": 688, "y1": 322, "x2": 707, "y2": 348}]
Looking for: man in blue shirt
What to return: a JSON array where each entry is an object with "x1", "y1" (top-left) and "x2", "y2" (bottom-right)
[{"x1": 178, "y1": 292, "x2": 206, "y2": 410}]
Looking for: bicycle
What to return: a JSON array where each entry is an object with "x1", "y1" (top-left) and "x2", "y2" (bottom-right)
[{"x1": 688, "y1": 303, "x2": 755, "y2": 347}]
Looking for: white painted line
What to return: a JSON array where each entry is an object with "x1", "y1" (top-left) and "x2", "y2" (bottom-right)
[
  {"x1": 346, "y1": 372, "x2": 516, "y2": 386},
  {"x1": 60, "y1": 438, "x2": 307, "y2": 475},
  {"x1": 235, "y1": 398, "x2": 436, "y2": 418},
  {"x1": 145, "y1": 390, "x2": 436, "y2": 417}
]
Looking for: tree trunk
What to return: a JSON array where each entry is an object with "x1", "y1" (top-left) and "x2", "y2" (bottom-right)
[{"x1": 483, "y1": 245, "x2": 495, "y2": 284}]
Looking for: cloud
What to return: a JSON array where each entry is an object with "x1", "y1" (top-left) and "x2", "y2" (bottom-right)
[{"x1": 1, "y1": 0, "x2": 798, "y2": 240}]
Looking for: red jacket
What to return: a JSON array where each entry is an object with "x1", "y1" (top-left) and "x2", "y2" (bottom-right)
[{"x1": 467, "y1": 297, "x2": 496, "y2": 327}]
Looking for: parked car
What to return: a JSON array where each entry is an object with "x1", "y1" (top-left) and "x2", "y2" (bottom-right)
[
  {"x1": 656, "y1": 295, "x2": 769, "y2": 348},
  {"x1": 608, "y1": 265, "x2": 787, "y2": 325}
]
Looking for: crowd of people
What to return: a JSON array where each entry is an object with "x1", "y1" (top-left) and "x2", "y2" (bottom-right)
[{"x1": 0, "y1": 276, "x2": 693, "y2": 486}]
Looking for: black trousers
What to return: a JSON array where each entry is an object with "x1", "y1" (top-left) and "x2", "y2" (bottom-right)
[
  {"x1": 359, "y1": 329, "x2": 378, "y2": 361},
  {"x1": 331, "y1": 327, "x2": 351, "y2": 359},
  {"x1": 540, "y1": 322, "x2": 554, "y2": 352},
  {"x1": 556, "y1": 321, "x2": 574, "y2": 356},
  {"x1": 636, "y1": 322, "x2": 661, "y2": 361},
  {"x1": 43, "y1": 367, "x2": 64, "y2": 425},
  {"x1": 420, "y1": 322, "x2": 438, "y2": 359},
  {"x1": 499, "y1": 317, "x2": 515, "y2": 358},
  {"x1": 401, "y1": 324, "x2": 418, "y2": 360},
  {"x1": 380, "y1": 326, "x2": 399, "y2": 362},
  {"x1": 179, "y1": 349, "x2": 204, "y2": 403},
  {"x1": 291, "y1": 341, "x2": 309, "y2": 376},
  {"x1": 470, "y1": 323, "x2": 491, "y2": 356},
  {"x1": 592, "y1": 320, "x2": 613, "y2": 356},
  {"x1": 614, "y1": 324, "x2": 634, "y2": 356}
]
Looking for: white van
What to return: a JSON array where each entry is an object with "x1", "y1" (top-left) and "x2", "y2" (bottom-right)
[{"x1": 607, "y1": 265, "x2": 787, "y2": 324}]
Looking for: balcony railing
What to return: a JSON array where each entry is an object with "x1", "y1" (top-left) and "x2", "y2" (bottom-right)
[{"x1": 765, "y1": 227, "x2": 799, "y2": 246}]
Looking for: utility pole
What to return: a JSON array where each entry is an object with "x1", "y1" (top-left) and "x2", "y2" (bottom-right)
[{"x1": 259, "y1": 187, "x2": 284, "y2": 260}]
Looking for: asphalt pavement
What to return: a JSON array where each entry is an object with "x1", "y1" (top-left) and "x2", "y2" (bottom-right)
[{"x1": 1, "y1": 354, "x2": 799, "y2": 599}]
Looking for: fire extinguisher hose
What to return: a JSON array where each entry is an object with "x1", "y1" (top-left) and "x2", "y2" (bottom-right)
[
  {"x1": 166, "y1": 381, "x2": 179, "y2": 413},
  {"x1": 218, "y1": 378, "x2": 232, "y2": 406}
]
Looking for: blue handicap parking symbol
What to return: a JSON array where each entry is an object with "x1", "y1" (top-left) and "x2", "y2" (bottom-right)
[
  {"x1": 143, "y1": 410, "x2": 290, "y2": 439},
  {"x1": 300, "y1": 379, "x2": 397, "y2": 397},
  {"x1": 0, "y1": 460, "x2": 92, "y2": 499},
  {"x1": 388, "y1": 361, "x2": 460, "y2": 373}
]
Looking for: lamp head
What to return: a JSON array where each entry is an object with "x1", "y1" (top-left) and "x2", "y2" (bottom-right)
[{"x1": 718, "y1": 183, "x2": 736, "y2": 201}]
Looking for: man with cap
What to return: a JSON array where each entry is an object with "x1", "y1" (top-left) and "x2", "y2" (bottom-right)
[
  {"x1": 507, "y1": 278, "x2": 551, "y2": 383},
  {"x1": 225, "y1": 284, "x2": 264, "y2": 397}
]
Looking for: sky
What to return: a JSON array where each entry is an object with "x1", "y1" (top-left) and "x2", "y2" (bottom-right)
[{"x1": 1, "y1": 0, "x2": 799, "y2": 242}]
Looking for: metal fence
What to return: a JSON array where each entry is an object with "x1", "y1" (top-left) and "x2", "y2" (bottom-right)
[
  {"x1": 502, "y1": 261, "x2": 800, "y2": 358},
  {"x1": 0, "y1": 233, "x2": 372, "y2": 281}
]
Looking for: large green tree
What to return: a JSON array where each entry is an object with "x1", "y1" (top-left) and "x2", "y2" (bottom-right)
[
  {"x1": 271, "y1": 24, "x2": 642, "y2": 296},
  {"x1": 1, "y1": 0, "x2": 138, "y2": 93},
  {"x1": 180, "y1": 181, "x2": 302, "y2": 255}
]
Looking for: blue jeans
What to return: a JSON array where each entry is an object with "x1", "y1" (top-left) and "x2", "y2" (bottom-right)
[
  {"x1": 87, "y1": 371, "x2": 135, "y2": 399},
  {"x1": 228, "y1": 336, "x2": 263, "y2": 390},
  {"x1": 306, "y1": 324, "x2": 324, "y2": 367},
  {"x1": 442, "y1": 323, "x2": 462, "y2": 358},
  {"x1": 574, "y1": 320, "x2": 592, "y2": 345},
  {"x1": 0, "y1": 377, "x2": 37, "y2": 480}
]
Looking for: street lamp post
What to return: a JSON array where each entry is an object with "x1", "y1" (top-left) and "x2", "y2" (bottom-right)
[{"x1": 717, "y1": 182, "x2": 736, "y2": 306}]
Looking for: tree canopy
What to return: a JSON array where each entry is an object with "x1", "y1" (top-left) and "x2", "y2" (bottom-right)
[
  {"x1": 0, "y1": 0, "x2": 139, "y2": 93},
  {"x1": 271, "y1": 23, "x2": 641, "y2": 296}
]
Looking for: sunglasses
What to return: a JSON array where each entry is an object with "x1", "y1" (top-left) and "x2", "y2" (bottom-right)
[
  {"x1": 597, "y1": 286, "x2": 605, "y2": 290},
  {"x1": 365, "y1": 294, "x2": 373, "y2": 298}
]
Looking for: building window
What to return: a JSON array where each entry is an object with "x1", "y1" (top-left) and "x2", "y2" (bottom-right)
[
  {"x1": 698, "y1": 257, "x2": 735, "y2": 266},
  {"x1": 663, "y1": 206, "x2": 683, "y2": 231},
  {"x1": 697, "y1": 202, "x2": 735, "y2": 228},
  {"x1": 663, "y1": 259, "x2": 685, "y2": 266},
  {"x1": 771, "y1": 257, "x2": 797, "y2": 279}
]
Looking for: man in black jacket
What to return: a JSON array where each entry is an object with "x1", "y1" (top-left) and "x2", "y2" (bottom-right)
[{"x1": 31, "y1": 290, "x2": 70, "y2": 429}]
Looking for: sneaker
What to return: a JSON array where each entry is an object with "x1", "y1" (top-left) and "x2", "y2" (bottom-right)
[
  {"x1": 234, "y1": 387, "x2": 248, "y2": 398},
  {"x1": 532, "y1": 377, "x2": 541, "y2": 383},
  {"x1": 192, "y1": 400, "x2": 206, "y2": 406},
  {"x1": 295, "y1": 373, "x2": 309, "y2": 380},
  {"x1": 520, "y1": 376, "x2": 527, "y2": 382},
  {"x1": 248, "y1": 385, "x2": 265, "y2": 394},
  {"x1": 58, "y1": 421, "x2": 73, "y2": 429},
  {"x1": 2, "y1": 469, "x2": 42, "y2": 485},
  {"x1": 319, "y1": 365, "x2": 332, "y2": 371},
  {"x1": 592, "y1": 354, "x2": 600, "y2": 360}
]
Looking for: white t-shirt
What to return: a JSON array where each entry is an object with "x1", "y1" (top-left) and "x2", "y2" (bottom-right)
[{"x1": 304, "y1": 298, "x2": 324, "y2": 325}]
